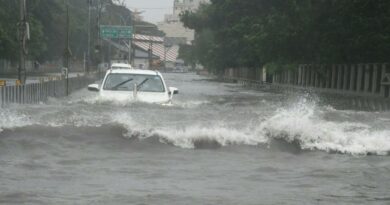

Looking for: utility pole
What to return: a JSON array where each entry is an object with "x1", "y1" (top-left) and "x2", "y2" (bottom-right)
[
  {"x1": 87, "y1": 0, "x2": 92, "y2": 73},
  {"x1": 97, "y1": 0, "x2": 102, "y2": 76},
  {"x1": 63, "y1": 0, "x2": 71, "y2": 96},
  {"x1": 64, "y1": 1, "x2": 70, "y2": 70},
  {"x1": 148, "y1": 36, "x2": 152, "y2": 69},
  {"x1": 129, "y1": 37, "x2": 132, "y2": 65},
  {"x1": 18, "y1": 0, "x2": 28, "y2": 84},
  {"x1": 128, "y1": 13, "x2": 133, "y2": 65}
]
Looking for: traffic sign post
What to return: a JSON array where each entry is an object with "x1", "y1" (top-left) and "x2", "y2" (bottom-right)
[{"x1": 100, "y1": 25, "x2": 132, "y2": 39}]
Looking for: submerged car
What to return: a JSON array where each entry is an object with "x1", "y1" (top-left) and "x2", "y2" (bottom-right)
[{"x1": 88, "y1": 65, "x2": 179, "y2": 104}]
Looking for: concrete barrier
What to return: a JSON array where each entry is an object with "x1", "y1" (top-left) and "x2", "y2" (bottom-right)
[
  {"x1": 221, "y1": 64, "x2": 390, "y2": 110},
  {"x1": 269, "y1": 63, "x2": 390, "y2": 99},
  {"x1": 0, "y1": 72, "x2": 103, "y2": 106}
]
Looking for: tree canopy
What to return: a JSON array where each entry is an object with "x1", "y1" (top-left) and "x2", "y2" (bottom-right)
[
  {"x1": 0, "y1": 0, "x2": 163, "y2": 65},
  {"x1": 180, "y1": 0, "x2": 390, "y2": 72}
]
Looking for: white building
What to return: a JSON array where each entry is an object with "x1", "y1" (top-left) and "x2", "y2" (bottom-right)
[{"x1": 158, "y1": 0, "x2": 209, "y2": 44}]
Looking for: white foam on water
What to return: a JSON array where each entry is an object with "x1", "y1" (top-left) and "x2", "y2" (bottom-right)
[
  {"x1": 0, "y1": 108, "x2": 33, "y2": 132},
  {"x1": 2, "y1": 94, "x2": 390, "y2": 155},
  {"x1": 173, "y1": 100, "x2": 211, "y2": 108},
  {"x1": 97, "y1": 96, "x2": 390, "y2": 155},
  {"x1": 259, "y1": 98, "x2": 390, "y2": 155},
  {"x1": 108, "y1": 111, "x2": 266, "y2": 149},
  {"x1": 156, "y1": 124, "x2": 267, "y2": 149}
]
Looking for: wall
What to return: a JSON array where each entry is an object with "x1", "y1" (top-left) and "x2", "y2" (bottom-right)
[
  {"x1": 221, "y1": 64, "x2": 390, "y2": 110},
  {"x1": 272, "y1": 64, "x2": 390, "y2": 98},
  {"x1": 223, "y1": 64, "x2": 390, "y2": 99}
]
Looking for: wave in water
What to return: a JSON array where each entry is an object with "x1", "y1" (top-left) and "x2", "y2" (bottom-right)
[
  {"x1": 1, "y1": 98, "x2": 389, "y2": 155},
  {"x1": 259, "y1": 99, "x2": 390, "y2": 155}
]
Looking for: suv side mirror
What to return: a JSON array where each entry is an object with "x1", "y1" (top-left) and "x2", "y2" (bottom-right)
[
  {"x1": 169, "y1": 87, "x2": 179, "y2": 95},
  {"x1": 88, "y1": 84, "x2": 99, "y2": 92}
]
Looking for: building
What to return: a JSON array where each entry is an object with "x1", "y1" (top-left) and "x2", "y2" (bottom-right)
[
  {"x1": 105, "y1": 34, "x2": 179, "y2": 70},
  {"x1": 158, "y1": 0, "x2": 209, "y2": 44}
]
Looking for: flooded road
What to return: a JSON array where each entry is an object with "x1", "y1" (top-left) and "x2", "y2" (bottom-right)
[{"x1": 0, "y1": 73, "x2": 389, "y2": 204}]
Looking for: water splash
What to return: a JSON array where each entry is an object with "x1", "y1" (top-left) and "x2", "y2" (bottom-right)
[
  {"x1": 259, "y1": 97, "x2": 390, "y2": 155},
  {"x1": 1, "y1": 94, "x2": 389, "y2": 155},
  {"x1": 0, "y1": 108, "x2": 33, "y2": 132}
]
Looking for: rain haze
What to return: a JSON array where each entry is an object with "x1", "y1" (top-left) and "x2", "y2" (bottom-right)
[
  {"x1": 0, "y1": 1, "x2": 390, "y2": 205},
  {"x1": 125, "y1": 0, "x2": 174, "y2": 23}
]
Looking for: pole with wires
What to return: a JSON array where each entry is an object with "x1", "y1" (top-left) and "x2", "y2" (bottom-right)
[
  {"x1": 18, "y1": 0, "x2": 28, "y2": 84},
  {"x1": 87, "y1": 0, "x2": 92, "y2": 73},
  {"x1": 64, "y1": 0, "x2": 71, "y2": 96}
]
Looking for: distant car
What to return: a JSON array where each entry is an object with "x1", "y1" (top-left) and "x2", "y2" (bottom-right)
[{"x1": 88, "y1": 65, "x2": 179, "y2": 104}]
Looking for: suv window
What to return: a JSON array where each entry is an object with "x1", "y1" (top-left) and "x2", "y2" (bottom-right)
[{"x1": 103, "y1": 74, "x2": 165, "y2": 92}]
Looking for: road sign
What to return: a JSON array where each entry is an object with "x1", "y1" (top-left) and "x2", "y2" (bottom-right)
[{"x1": 100, "y1": 25, "x2": 132, "y2": 39}]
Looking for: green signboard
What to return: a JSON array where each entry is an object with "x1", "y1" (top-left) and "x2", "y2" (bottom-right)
[{"x1": 100, "y1": 25, "x2": 132, "y2": 39}]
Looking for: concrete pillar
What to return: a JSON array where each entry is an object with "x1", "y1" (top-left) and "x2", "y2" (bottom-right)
[
  {"x1": 314, "y1": 71, "x2": 319, "y2": 88},
  {"x1": 364, "y1": 64, "x2": 372, "y2": 92},
  {"x1": 258, "y1": 67, "x2": 262, "y2": 81},
  {"x1": 262, "y1": 67, "x2": 267, "y2": 83},
  {"x1": 279, "y1": 73, "x2": 282, "y2": 84},
  {"x1": 319, "y1": 65, "x2": 325, "y2": 88},
  {"x1": 337, "y1": 65, "x2": 343, "y2": 89},
  {"x1": 325, "y1": 66, "x2": 331, "y2": 88},
  {"x1": 272, "y1": 74, "x2": 276, "y2": 83},
  {"x1": 292, "y1": 70, "x2": 296, "y2": 84},
  {"x1": 380, "y1": 64, "x2": 387, "y2": 97},
  {"x1": 292, "y1": 70, "x2": 296, "y2": 85},
  {"x1": 302, "y1": 66, "x2": 306, "y2": 86},
  {"x1": 349, "y1": 65, "x2": 357, "y2": 91},
  {"x1": 306, "y1": 66, "x2": 311, "y2": 86},
  {"x1": 331, "y1": 65, "x2": 337, "y2": 89},
  {"x1": 343, "y1": 65, "x2": 349, "y2": 90},
  {"x1": 284, "y1": 71, "x2": 287, "y2": 84},
  {"x1": 287, "y1": 70, "x2": 291, "y2": 84},
  {"x1": 372, "y1": 64, "x2": 380, "y2": 94},
  {"x1": 310, "y1": 67, "x2": 315, "y2": 87},
  {"x1": 298, "y1": 66, "x2": 302, "y2": 85},
  {"x1": 356, "y1": 64, "x2": 364, "y2": 91}
]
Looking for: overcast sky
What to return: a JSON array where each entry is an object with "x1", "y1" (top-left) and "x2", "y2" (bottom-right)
[{"x1": 124, "y1": 0, "x2": 174, "y2": 23}]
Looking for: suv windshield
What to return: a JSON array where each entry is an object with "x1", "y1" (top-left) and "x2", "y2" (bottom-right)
[{"x1": 103, "y1": 74, "x2": 165, "y2": 92}]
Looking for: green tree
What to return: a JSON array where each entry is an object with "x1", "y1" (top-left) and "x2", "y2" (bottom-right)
[{"x1": 180, "y1": 0, "x2": 390, "y2": 73}]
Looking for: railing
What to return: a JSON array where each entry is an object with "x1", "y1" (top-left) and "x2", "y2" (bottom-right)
[
  {"x1": 0, "y1": 72, "x2": 102, "y2": 106},
  {"x1": 272, "y1": 63, "x2": 390, "y2": 98},
  {"x1": 222, "y1": 66, "x2": 390, "y2": 110}
]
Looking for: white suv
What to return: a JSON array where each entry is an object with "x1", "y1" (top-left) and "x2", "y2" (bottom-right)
[{"x1": 88, "y1": 65, "x2": 178, "y2": 104}]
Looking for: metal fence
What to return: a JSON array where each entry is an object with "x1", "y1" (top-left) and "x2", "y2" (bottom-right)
[{"x1": 0, "y1": 72, "x2": 102, "y2": 106}]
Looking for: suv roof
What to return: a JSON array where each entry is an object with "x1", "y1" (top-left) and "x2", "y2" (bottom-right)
[
  {"x1": 108, "y1": 69, "x2": 161, "y2": 76},
  {"x1": 111, "y1": 63, "x2": 132, "y2": 69}
]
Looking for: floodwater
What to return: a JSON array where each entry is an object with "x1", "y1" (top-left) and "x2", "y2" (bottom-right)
[{"x1": 0, "y1": 73, "x2": 389, "y2": 205}]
